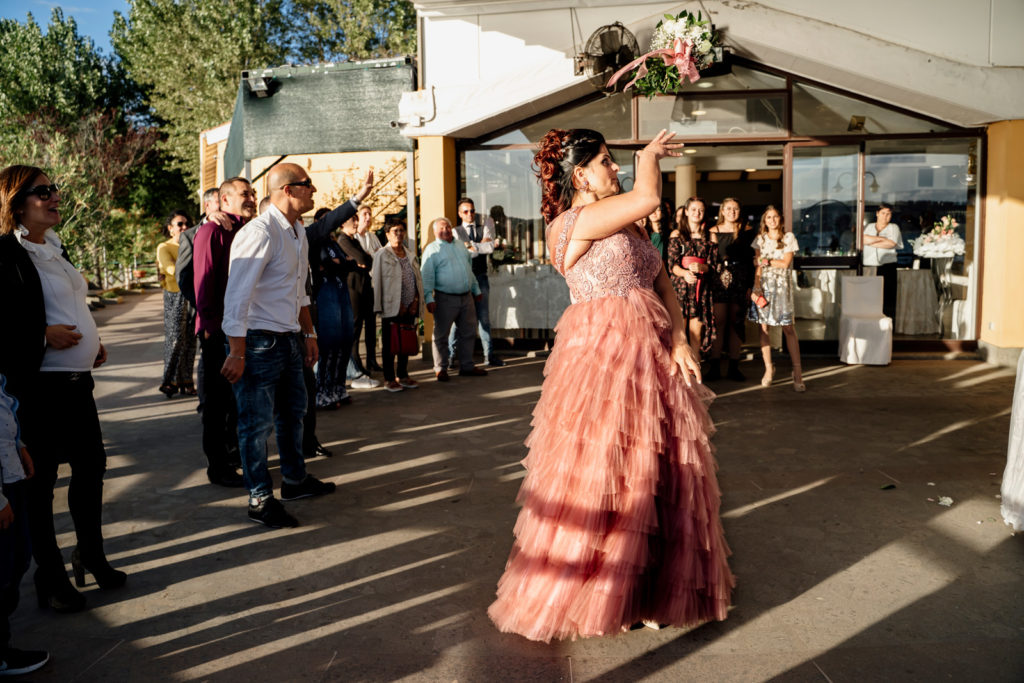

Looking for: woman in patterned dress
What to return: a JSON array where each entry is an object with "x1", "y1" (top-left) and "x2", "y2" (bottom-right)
[
  {"x1": 667, "y1": 197, "x2": 718, "y2": 355},
  {"x1": 748, "y1": 206, "x2": 805, "y2": 391}
]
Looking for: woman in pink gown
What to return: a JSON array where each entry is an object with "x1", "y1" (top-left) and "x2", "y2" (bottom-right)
[{"x1": 488, "y1": 128, "x2": 735, "y2": 642}]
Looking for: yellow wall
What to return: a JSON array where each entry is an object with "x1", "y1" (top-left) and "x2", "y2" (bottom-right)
[
  {"x1": 981, "y1": 120, "x2": 1024, "y2": 350},
  {"x1": 415, "y1": 137, "x2": 458, "y2": 249},
  {"x1": 413, "y1": 136, "x2": 458, "y2": 351}
]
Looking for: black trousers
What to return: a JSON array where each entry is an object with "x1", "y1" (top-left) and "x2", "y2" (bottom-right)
[
  {"x1": 22, "y1": 372, "x2": 107, "y2": 580},
  {"x1": 199, "y1": 331, "x2": 239, "y2": 471},
  {"x1": 0, "y1": 480, "x2": 30, "y2": 648},
  {"x1": 878, "y1": 262, "x2": 898, "y2": 320}
]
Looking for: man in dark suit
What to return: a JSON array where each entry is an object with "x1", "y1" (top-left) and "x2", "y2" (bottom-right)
[{"x1": 451, "y1": 197, "x2": 504, "y2": 367}]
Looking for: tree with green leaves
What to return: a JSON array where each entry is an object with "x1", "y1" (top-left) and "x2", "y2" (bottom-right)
[
  {"x1": 111, "y1": 0, "x2": 288, "y2": 186},
  {"x1": 288, "y1": 0, "x2": 416, "y2": 63},
  {"x1": 0, "y1": 8, "x2": 171, "y2": 284},
  {"x1": 0, "y1": 9, "x2": 126, "y2": 126}
]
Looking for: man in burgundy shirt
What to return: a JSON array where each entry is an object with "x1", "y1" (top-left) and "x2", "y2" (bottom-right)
[{"x1": 193, "y1": 177, "x2": 256, "y2": 487}]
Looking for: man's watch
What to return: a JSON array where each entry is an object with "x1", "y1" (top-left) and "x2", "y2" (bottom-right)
[{"x1": 304, "y1": 332, "x2": 317, "y2": 339}]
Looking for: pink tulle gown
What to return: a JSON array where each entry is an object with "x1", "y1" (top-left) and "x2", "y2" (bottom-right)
[{"x1": 488, "y1": 206, "x2": 735, "y2": 642}]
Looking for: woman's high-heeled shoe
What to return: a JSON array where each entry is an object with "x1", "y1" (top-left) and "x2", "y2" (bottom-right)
[
  {"x1": 761, "y1": 364, "x2": 775, "y2": 387},
  {"x1": 158, "y1": 383, "x2": 177, "y2": 398},
  {"x1": 71, "y1": 548, "x2": 127, "y2": 590},
  {"x1": 33, "y1": 570, "x2": 86, "y2": 613},
  {"x1": 793, "y1": 373, "x2": 806, "y2": 392},
  {"x1": 179, "y1": 383, "x2": 197, "y2": 396}
]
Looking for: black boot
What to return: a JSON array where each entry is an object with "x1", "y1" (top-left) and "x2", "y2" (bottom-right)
[
  {"x1": 71, "y1": 547, "x2": 127, "y2": 590},
  {"x1": 727, "y1": 358, "x2": 746, "y2": 381},
  {"x1": 33, "y1": 568, "x2": 86, "y2": 613}
]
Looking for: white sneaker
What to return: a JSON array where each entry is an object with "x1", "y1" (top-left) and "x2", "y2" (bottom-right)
[{"x1": 351, "y1": 375, "x2": 380, "y2": 390}]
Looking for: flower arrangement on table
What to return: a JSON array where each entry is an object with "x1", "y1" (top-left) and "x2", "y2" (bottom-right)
[
  {"x1": 606, "y1": 10, "x2": 723, "y2": 97},
  {"x1": 911, "y1": 215, "x2": 965, "y2": 258},
  {"x1": 490, "y1": 237, "x2": 522, "y2": 268}
]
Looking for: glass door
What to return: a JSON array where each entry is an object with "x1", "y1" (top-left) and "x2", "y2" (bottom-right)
[{"x1": 789, "y1": 145, "x2": 861, "y2": 341}]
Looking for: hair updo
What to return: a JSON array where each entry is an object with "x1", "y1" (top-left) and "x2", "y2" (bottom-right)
[{"x1": 534, "y1": 128, "x2": 606, "y2": 224}]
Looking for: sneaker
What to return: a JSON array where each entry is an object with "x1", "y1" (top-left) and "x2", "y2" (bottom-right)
[
  {"x1": 0, "y1": 647, "x2": 50, "y2": 676},
  {"x1": 248, "y1": 496, "x2": 298, "y2": 528},
  {"x1": 398, "y1": 377, "x2": 419, "y2": 389},
  {"x1": 435, "y1": 369, "x2": 450, "y2": 382},
  {"x1": 384, "y1": 380, "x2": 403, "y2": 393},
  {"x1": 351, "y1": 375, "x2": 380, "y2": 390},
  {"x1": 280, "y1": 475, "x2": 336, "y2": 501},
  {"x1": 487, "y1": 356, "x2": 506, "y2": 367}
]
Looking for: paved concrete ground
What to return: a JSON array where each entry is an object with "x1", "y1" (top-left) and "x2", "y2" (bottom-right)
[{"x1": 11, "y1": 290, "x2": 1024, "y2": 682}]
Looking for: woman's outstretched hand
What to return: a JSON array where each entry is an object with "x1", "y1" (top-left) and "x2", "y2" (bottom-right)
[
  {"x1": 641, "y1": 129, "x2": 685, "y2": 161},
  {"x1": 669, "y1": 341, "x2": 702, "y2": 386}
]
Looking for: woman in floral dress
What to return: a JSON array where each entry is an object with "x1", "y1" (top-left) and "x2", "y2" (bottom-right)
[
  {"x1": 668, "y1": 197, "x2": 718, "y2": 355},
  {"x1": 748, "y1": 205, "x2": 805, "y2": 391}
]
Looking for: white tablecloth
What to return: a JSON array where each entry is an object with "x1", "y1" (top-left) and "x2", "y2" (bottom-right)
[
  {"x1": 895, "y1": 269, "x2": 940, "y2": 335},
  {"x1": 489, "y1": 264, "x2": 570, "y2": 330}
]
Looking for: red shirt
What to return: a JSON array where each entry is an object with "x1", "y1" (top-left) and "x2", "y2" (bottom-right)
[{"x1": 193, "y1": 214, "x2": 244, "y2": 336}]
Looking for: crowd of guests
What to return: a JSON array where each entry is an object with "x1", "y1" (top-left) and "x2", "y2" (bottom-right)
[{"x1": 657, "y1": 196, "x2": 805, "y2": 392}]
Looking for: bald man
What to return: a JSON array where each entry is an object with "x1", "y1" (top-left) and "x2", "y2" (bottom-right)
[{"x1": 221, "y1": 163, "x2": 336, "y2": 528}]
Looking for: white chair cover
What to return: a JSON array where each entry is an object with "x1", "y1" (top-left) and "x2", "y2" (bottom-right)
[{"x1": 839, "y1": 276, "x2": 892, "y2": 365}]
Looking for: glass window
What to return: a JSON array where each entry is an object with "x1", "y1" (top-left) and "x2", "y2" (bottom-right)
[
  {"x1": 463, "y1": 149, "x2": 544, "y2": 261},
  {"x1": 638, "y1": 94, "x2": 786, "y2": 139},
  {"x1": 480, "y1": 92, "x2": 632, "y2": 146},
  {"x1": 674, "y1": 64, "x2": 786, "y2": 93},
  {"x1": 790, "y1": 146, "x2": 860, "y2": 342},
  {"x1": 864, "y1": 139, "x2": 977, "y2": 340},
  {"x1": 792, "y1": 84, "x2": 953, "y2": 136}
]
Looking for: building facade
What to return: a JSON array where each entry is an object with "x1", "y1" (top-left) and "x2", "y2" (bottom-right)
[{"x1": 406, "y1": 0, "x2": 1024, "y2": 362}]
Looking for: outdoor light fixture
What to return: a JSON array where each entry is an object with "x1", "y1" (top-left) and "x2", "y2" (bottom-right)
[{"x1": 242, "y1": 70, "x2": 278, "y2": 98}]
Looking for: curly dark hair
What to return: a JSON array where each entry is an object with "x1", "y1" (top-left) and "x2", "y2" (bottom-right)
[{"x1": 534, "y1": 128, "x2": 606, "y2": 224}]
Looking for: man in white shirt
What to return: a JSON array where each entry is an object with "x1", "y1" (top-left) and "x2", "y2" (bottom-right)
[
  {"x1": 221, "y1": 163, "x2": 336, "y2": 528},
  {"x1": 862, "y1": 203, "x2": 903, "y2": 318}
]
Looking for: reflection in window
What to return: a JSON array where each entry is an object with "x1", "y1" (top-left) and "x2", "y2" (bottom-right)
[
  {"x1": 639, "y1": 95, "x2": 786, "y2": 139},
  {"x1": 792, "y1": 84, "x2": 952, "y2": 136},
  {"x1": 480, "y1": 92, "x2": 632, "y2": 146},
  {"x1": 464, "y1": 149, "x2": 544, "y2": 260},
  {"x1": 865, "y1": 139, "x2": 976, "y2": 339}
]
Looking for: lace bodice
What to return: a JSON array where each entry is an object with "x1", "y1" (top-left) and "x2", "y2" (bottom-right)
[{"x1": 548, "y1": 206, "x2": 662, "y2": 304}]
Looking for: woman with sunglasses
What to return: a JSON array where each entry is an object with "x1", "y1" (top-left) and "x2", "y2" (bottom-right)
[
  {"x1": 156, "y1": 210, "x2": 198, "y2": 397},
  {"x1": 0, "y1": 165, "x2": 125, "y2": 614}
]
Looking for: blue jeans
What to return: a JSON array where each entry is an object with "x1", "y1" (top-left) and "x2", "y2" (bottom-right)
[
  {"x1": 232, "y1": 331, "x2": 308, "y2": 498},
  {"x1": 449, "y1": 272, "x2": 492, "y2": 359},
  {"x1": 0, "y1": 480, "x2": 30, "y2": 648},
  {"x1": 314, "y1": 280, "x2": 354, "y2": 399}
]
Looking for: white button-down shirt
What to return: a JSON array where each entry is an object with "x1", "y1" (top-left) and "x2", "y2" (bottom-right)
[
  {"x1": 222, "y1": 204, "x2": 311, "y2": 337},
  {"x1": 15, "y1": 226, "x2": 100, "y2": 371}
]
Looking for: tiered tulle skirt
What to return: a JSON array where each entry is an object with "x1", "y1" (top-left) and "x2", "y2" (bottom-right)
[{"x1": 488, "y1": 287, "x2": 735, "y2": 642}]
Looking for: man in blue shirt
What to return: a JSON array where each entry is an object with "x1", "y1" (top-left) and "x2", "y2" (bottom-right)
[{"x1": 422, "y1": 217, "x2": 488, "y2": 381}]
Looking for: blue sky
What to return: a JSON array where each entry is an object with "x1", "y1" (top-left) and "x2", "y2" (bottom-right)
[{"x1": 0, "y1": 0, "x2": 129, "y2": 55}]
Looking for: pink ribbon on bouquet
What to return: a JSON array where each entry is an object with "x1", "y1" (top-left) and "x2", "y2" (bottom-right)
[{"x1": 606, "y1": 37, "x2": 702, "y2": 90}]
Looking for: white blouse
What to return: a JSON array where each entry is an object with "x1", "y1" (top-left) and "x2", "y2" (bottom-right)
[{"x1": 15, "y1": 227, "x2": 100, "y2": 372}]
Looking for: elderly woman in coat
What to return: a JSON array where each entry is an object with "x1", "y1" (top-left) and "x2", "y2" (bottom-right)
[{"x1": 370, "y1": 221, "x2": 424, "y2": 393}]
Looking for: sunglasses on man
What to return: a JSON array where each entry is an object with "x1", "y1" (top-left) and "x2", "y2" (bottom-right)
[
  {"x1": 281, "y1": 179, "x2": 313, "y2": 189},
  {"x1": 18, "y1": 183, "x2": 59, "y2": 201}
]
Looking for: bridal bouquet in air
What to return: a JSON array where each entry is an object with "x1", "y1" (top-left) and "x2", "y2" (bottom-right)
[
  {"x1": 607, "y1": 10, "x2": 723, "y2": 96},
  {"x1": 911, "y1": 215, "x2": 965, "y2": 257}
]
